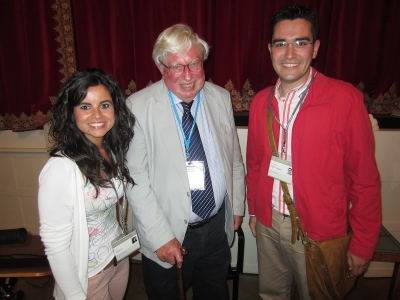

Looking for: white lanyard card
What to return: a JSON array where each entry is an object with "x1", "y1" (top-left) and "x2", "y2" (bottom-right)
[
  {"x1": 268, "y1": 156, "x2": 293, "y2": 184},
  {"x1": 111, "y1": 229, "x2": 141, "y2": 264},
  {"x1": 186, "y1": 161, "x2": 205, "y2": 190}
]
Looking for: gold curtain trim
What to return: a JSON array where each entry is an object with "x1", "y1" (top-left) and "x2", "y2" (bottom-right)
[
  {"x1": 224, "y1": 79, "x2": 255, "y2": 112},
  {"x1": 124, "y1": 79, "x2": 399, "y2": 114},
  {"x1": 123, "y1": 78, "x2": 256, "y2": 112},
  {"x1": 0, "y1": 111, "x2": 51, "y2": 132},
  {"x1": 125, "y1": 80, "x2": 137, "y2": 96},
  {"x1": 357, "y1": 82, "x2": 400, "y2": 114},
  {"x1": 52, "y1": 0, "x2": 77, "y2": 83}
]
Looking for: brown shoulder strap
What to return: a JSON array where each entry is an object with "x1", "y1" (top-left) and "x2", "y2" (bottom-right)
[{"x1": 266, "y1": 89, "x2": 308, "y2": 244}]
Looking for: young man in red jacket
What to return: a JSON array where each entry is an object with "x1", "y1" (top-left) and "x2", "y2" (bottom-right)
[{"x1": 246, "y1": 4, "x2": 381, "y2": 299}]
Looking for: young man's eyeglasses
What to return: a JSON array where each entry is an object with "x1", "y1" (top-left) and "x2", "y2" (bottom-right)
[
  {"x1": 160, "y1": 60, "x2": 203, "y2": 76},
  {"x1": 271, "y1": 40, "x2": 314, "y2": 51}
]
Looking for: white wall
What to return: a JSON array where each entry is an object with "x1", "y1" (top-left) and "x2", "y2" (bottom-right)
[
  {"x1": 0, "y1": 130, "x2": 47, "y2": 150},
  {"x1": 236, "y1": 127, "x2": 258, "y2": 273},
  {"x1": 0, "y1": 128, "x2": 399, "y2": 276},
  {"x1": 0, "y1": 130, "x2": 48, "y2": 235},
  {"x1": 366, "y1": 130, "x2": 400, "y2": 277}
]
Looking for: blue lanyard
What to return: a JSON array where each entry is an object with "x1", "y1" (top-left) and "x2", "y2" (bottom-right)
[{"x1": 168, "y1": 90, "x2": 201, "y2": 159}]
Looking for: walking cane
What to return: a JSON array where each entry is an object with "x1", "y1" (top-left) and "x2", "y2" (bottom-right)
[{"x1": 177, "y1": 246, "x2": 188, "y2": 300}]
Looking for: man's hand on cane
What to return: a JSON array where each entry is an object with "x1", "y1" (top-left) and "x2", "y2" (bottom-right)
[{"x1": 156, "y1": 238, "x2": 184, "y2": 267}]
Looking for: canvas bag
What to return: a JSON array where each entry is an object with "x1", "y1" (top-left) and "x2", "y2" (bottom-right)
[{"x1": 304, "y1": 234, "x2": 355, "y2": 299}]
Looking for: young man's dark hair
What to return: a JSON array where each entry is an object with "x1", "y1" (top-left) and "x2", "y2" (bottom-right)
[{"x1": 270, "y1": 4, "x2": 319, "y2": 42}]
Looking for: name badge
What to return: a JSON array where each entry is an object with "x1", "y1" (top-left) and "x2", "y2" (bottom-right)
[
  {"x1": 268, "y1": 156, "x2": 292, "y2": 184},
  {"x1": 111, "y1": 229, "x2": 141, "y2": 264},
  {"x1": 186, "y1": 161, "x2": 205, "y2": 190}
]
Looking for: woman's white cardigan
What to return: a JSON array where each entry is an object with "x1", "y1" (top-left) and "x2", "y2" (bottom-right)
[{"x1": 39, "y1": 156, "x2": 89, "y2": 300}]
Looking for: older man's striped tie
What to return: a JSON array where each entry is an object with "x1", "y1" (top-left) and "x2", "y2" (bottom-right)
[{"x1": 181, "y1": 101, "x2": 215, "y2": 219}]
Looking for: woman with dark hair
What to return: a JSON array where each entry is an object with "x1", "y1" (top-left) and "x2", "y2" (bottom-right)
[{"x1": 38, "y1": 68, "x2": 136, "y2": 300}]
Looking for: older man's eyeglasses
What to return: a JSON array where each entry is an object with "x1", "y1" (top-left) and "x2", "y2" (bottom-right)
[
  {"x1": 271, "y1": 40, "x2": 314, "y2": 51},
  {"x1": 160, "y1": 60, "x2": 203, "y2": 76}
]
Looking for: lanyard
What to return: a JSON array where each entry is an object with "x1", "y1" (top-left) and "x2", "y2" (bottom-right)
[
  {"x1": 108, "y1": 176, "x2": 127, "y2": 233},
  {"x1": 103, "y1": 162, "x2": 128, "y2": 233},
  {"x1": 168, "y1": 89, "x2": 201, "y2": 160},
  {"x1": 268, "y1": 71, "x2": 318, "y2": 154}
]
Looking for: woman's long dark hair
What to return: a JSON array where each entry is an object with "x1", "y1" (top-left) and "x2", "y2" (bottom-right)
[{"x1": 49, "y1": 68, "x2": 135, "y2": 192}]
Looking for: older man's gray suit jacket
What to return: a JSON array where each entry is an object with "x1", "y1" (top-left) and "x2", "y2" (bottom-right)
[{"x1": 125, "y1": 80, "x2": 245, "y2": 268}]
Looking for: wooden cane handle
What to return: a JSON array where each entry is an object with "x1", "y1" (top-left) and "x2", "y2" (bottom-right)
[{"x1": 180, "y1": 247, "x2": 188, "y2": 256}]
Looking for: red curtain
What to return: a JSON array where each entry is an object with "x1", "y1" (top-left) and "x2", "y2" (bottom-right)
[
  {"x1": 0, "y1": 0, "x2": 65, "y2": 131},
  {"x1": 322, "y1": 0, "x2": 400, "y2": 96},
  {"x1": 1, "y1": 0, "x2": 399, "y2": 131}
]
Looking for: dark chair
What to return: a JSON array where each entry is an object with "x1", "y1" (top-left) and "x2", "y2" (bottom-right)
[
  {"x1": 228, "y1": 226, "x2": 245, "y2": 300},
  {"x1": 365, "y1": 226, "x2": 400, "y2": 300},
  {"x1": 0, "y1": 229, "x2": 51, "y2": 300}
]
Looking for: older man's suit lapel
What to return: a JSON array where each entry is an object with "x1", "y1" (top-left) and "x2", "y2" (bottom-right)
[
  {"x1": 202, "y1": 84, "x2": 230, "y2": 179},
  {"x1": 152, "y1": 85, "x2": 190, "y2": 189}
]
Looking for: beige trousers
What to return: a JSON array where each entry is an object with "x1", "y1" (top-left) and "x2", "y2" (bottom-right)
[
  {"x1": 256, "y1": 209, "x2": 310, "y2": 300},
  {"x1": 87, "y1": 257, "x2": 130, "y2": 300}
]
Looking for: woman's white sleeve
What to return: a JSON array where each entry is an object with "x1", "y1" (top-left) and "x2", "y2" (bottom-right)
[{"x1": 38, "y1": 158, "x2": 86, "y2": 299}]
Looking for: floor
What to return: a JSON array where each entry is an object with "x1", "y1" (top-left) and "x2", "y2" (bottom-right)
[{"x1": 6, "y1": 260, "x2": 400, "y2": 299}]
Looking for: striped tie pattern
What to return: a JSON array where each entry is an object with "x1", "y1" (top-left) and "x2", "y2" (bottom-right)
[{"x1": 181, "y1": 101, "x2": 215, "y2": 219}]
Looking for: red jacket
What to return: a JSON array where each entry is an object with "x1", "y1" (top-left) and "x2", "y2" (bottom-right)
[{"x1": 246, "y1": 71, "x2": 381, "y2": 259}]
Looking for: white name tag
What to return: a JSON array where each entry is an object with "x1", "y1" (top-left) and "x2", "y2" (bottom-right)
[
  {"x1": 111, "y1": 230, "x2": 141, "y2": 264},
  {"x1": 268, "y1": 156, "x2": 292, "y2": 184},
  {"x1": 186, "y1": 161, "x2": 205, "y2": 190}
]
